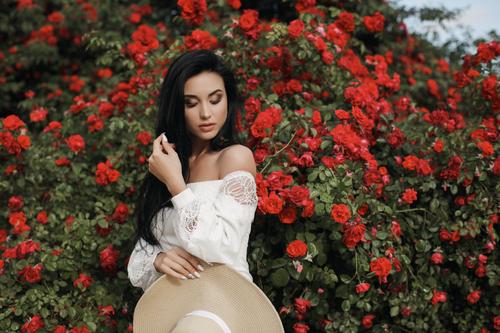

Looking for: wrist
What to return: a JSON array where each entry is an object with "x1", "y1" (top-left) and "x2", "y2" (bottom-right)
[{"x1": 167, "y1": 180, "x2": 187, "y2": 197}]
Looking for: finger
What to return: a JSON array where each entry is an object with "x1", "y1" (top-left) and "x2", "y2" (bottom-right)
[
  {"x1": 152, "y1": 134, "x2": 165, "y2": 156},
  {"x1": 161, "y1": 136, "x2": 176, "y2": 155},
  {"x1": 169, "y1": 254, "x2": 200, "y2": 277},
  {"x1": 167, "y1": 258, "x2": 197, "y2": 279},
  {"x1": 163, "y1": 266, "x2": 189, "y2": 280},
  {"x1": 176, "y1": 251, "x2": 203, "y2": 271}
]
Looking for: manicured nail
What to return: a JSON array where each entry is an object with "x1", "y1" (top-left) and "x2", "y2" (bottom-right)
[
  {"x1": 193, "y1": 271, "x2": 201, "y2": 278},
  {"x1": 197, "y1": 265, "x2": 204, "y2": 271},
  {"x1": 181, "y1": 276, "x2": 187, "y2": 280},
  {"x1": 162, "y1": 133, "x2": 168, "y2": 142},
  {"x1": 188, "y1": 273, "x2": 195, "y2": 279}
]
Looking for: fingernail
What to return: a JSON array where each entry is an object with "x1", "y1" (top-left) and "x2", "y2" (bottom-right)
[
  {"x1": 162, "y1": 133, "x2": 168, "y2": 142},
  {"x1": 181, "y1": 276, "x2": 187, "y2": 280},
  {"x1": 197, "y1": 265, "x2": 204, "y2": 271},
  {"x1": 193, "y1": 271, "x2": 201, "y2": 278},
  {"x1": 188, "y1": 273, "x2": 195, "y2": 279}
]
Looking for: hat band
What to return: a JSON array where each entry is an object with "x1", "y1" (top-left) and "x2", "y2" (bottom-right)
[{"x1": 182, "y1": 310, "x2": 232, "y2": 333}]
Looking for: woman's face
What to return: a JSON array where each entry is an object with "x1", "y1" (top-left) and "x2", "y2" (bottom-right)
[{"x1": 183, "y1": 71, "x2": 228, "y2": 142}]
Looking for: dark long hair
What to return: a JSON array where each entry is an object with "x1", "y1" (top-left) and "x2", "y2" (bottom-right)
[{"x1": 133, "y1": 49, "x2": 243, "y2": 248}]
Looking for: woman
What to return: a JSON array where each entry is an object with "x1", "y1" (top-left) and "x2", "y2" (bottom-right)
[{"x1": 127, "y1": 49, "x2": 258, "y2": 292}]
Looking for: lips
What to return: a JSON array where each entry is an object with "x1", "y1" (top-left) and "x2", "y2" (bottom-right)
[{"x1": 199, "y1": 123, "x2": 216, "y2": 132}]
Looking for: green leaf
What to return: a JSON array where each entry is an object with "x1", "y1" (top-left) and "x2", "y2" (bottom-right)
[
  {"x1": 335, "y1": 284, "x2": 349, "y2": 299},
  {"x1": 271, "y1": 268, "x2": 289, "y2": 288},
  {"x1": 341, "y1": 300, "x2": 351, "y2": 312},
  {"x1": 376, "y1": 231, "x2": 388, "y2": 240},
  {"x1": 390, "y1": 306, "x2": 400, "y2": 317}
]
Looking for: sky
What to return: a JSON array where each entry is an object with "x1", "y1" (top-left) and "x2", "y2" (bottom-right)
[{"x1": 390, "y1": 0, "x2": 499, "y2": 47}]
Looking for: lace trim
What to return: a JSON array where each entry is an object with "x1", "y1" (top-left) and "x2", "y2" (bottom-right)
[
  {"x1": 128, "y1": 239, "x2": 161, "y2": 287},
  {"x1": 221, "y1": 171, "x2": 258, "y2": 206},
  {"x1": 178, "y1": 171, "x2": 257, "y2": 239}
]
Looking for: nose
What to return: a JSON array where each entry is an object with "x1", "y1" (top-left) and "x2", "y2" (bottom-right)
[{"x1": 199, "y1": 101, "x2": 213, "y2": 120}]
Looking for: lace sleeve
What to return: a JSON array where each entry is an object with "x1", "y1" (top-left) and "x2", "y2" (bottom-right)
[
  {"x1": 127, "y1": 216, "x2": 169, "y2": 292},
  {"x1": 170, "y1": 170, "x2": 258, "y2": 265}
]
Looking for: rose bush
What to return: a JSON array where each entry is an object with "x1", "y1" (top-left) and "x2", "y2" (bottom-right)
[{"x1": 0, "y1": 0, "x2": 498, "y2": 332}]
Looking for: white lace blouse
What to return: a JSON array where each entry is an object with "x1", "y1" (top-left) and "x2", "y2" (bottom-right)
[{"x1": 127, "y1": 170, "x2": 258, "y2": 292}]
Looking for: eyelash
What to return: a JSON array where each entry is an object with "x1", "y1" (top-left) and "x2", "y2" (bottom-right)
[{"x1": 185, "y1": 99, "x2": 222, "y2": 108}]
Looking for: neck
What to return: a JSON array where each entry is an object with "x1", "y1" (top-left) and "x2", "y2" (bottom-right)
[{"x1": 190, "y1": 137, "x2": 211, "y2": 159}]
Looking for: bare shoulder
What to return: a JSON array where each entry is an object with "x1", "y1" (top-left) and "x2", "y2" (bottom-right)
[{"x1": 217, "y1": 144, "x2": 257, "y2": 179}]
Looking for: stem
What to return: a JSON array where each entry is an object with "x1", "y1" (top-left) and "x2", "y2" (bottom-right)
[
  {"x1": 259, "y1": 130, "x2": 298, "y2": 174},
  {"x1": 394, "y1": 208, "x2": 430, "y2": 213}
]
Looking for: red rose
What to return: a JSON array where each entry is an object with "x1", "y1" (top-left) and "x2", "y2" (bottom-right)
[
  {"x1": 19, "y1": 263, "x2": 43, "y2": 283},
  {"x1": 431, "y1": 252, "x2": 444, "y2": 265},
  {"x1": 65, "y1": 134, "x2": 85, "y2": 153},
  {"x1": 21, "y1": 314, "x2": 44, "y2": 333},
  {"x1": 335, "y1": 109, "x2": 350, "y2": 120},
  {"x1": 481, "y1": 75, "x2": 497, "y2": 100},
  {"x1": 342, "y1": 223, "x2": 366, "y2": 248},
  {"x1": 131, "y1": 24, "x2": 159, "y2": 55},
  {"x1": 36, "y1": 211, "x2": 48, "y2": 224},
  {"x1": 431, "y1": 289, "x2": 447, "y2": 305},
  {"x1": 355, "y1": 282, "x2": 370, "y2": 294},
  {"x1": 279, "y1": 206, "x2": 297, "y2": 224},
  {"x1": 100, "y1": 244, "x2": 120, "y2": 274},
  {"x1": 226, "y1": 0, "x2": 241, "y2": 9},
  {"x1": 292, "y1": 322, "x2": 310, "y2": 333},
  {"x1": 286, "y1": 79, "x2": 302, "y2": 93},
  {"x1": 476, "y1": 141, "x2": 494, "y2": 157},
  {"x1": 433, "y1": 139, "x2": 444, "y2": 152},
  {"x1": 336, "y1": 11, "x2": 355, "y2": 32},
  {"x1": 288, "y1": 186, "x2": 310, "y2": 206},
  {"x1": 363, "y1": 11, "x2": 385, "y2": 32},
  {"x1": 136, "y1": 131, "x2": 152, "y2": 146},
  {"x1": 400, "y1": 307, "x2": 412, "y2": 317},
  {"x1": 244, "y1": 96, "x2": 261, "y2": 119},
  {"x1": 322, "y1": 50, "x2": 334, "y2": 65},
  {"x1": 111, "y1": 203, "x2": 130, "y2": 224},
  {"x1": 239, "y1": 9, "x2": 258, "y2": 31},
  {"x1": 294, "y1": 297, "x2": 312, "y2": 314},
  {"x1": 391, "y1": 220, "x2": 401, "y2": 238},
  {"x1": 8, "y1": 195, "x2": 24, "y2": 210},
  {"x1": 177, "y1": 0, "x2": 207, "y2": 26},
  {"x1": 467, "y1": 290, "x2": 481, "y2": 304},
  {"x1": 288, "y1": 19, "x2": 305, "y2": 38},
  {"x1": 387, "y1": 127, "x2": 405, "y2": 148},
  {"x1": 330, "y1": 203, "x2": 351, "y2": 223},
  {"x1": 494, "y1": 315, "x2": 500, "y2": 330},
  {"x1": 184, "y1": 29, "x2": 218, "y2": 50},
  {"x1": 3, "y1": 114, "x2": 26, "y2": 131},
  {"x1": 286, "y1": 240, "x2": 308, "y2": 258},
  {"x1": 361, "y1": 314, "x2": 375, "y2": 329},
  {"x1": 53, "y1": 325, "x2": 67, "y2": 333},
  {"x1": 261, "y1": 191, "x2": 283, "y2": 214},
  {"x1": 370, "y1": 257, "x2": 392, "y2": 284},
  {"x1": 95, "y1": 160, "x2": 120, "y2": 186},
  {"x1": 401, "y1": 188, "x2": 417, "y2": 204},
  {"x1": 29, "y1": 107, "x2": 48, "y2": 122},
  {"x1": 98, "y1": 305, "x2": 115, "y2": 317},
  {"x1": 73, "y1": 273, "x2": 93, "y2": 289}
]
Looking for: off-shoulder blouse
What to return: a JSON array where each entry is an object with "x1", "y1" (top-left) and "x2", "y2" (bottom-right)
[{"x1": 127, "y1": 170, "x2": 258, "y2": 292}]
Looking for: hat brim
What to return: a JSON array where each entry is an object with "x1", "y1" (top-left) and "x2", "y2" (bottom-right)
[{"x1": 133, "y1": 263, "x2": 284, "y2": 333}]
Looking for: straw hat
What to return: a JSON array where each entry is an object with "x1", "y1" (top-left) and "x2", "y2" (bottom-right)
[{"x1": 133, "y1": 261, "x2": 285, "y2": 333}]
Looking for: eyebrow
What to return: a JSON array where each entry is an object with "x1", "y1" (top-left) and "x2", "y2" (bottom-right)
[{"x1": 184, "y1": 89, "x2": 223, "y2": 99}]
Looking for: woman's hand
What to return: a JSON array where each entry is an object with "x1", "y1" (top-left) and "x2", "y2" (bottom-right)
[
  {"x1": 148, "y1": 133, "x2": 185, "y2": 194},
  {"x1": 153, "y1": 246, "x2": 204, "y2": 280}
]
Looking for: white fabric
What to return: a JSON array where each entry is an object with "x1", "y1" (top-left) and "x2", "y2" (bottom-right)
[
  {"x1": 181, "y1": 310, "x2": 232, "y2": 333},
  {"x1": 127, "y1": 170, "x2": 258, "y2": 292}
]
